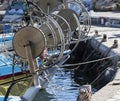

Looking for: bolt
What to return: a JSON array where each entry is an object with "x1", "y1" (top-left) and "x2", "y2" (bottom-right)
[
  {"x1": 112, "y1": 40, "x2": 118, "y2": 48},
  {"x1": 94, "y1": 30, "x2": 99, "y2": 37},
  {"x1": 102, "y1": 34, "x2": 107, "y2": 42}
]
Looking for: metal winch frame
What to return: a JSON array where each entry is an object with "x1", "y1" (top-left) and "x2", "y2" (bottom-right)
[{"x1": 11, "y1": 0, "x2": 91, "y2": 86}]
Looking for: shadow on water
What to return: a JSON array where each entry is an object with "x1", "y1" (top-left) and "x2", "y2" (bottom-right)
[{"x1": 33, "y1": 89, "x2": 55, "y2": 101}]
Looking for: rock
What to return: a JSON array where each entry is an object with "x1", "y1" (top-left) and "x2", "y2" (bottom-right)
[{"x1": 92, "y1": 0, "x2": 120, "y2": 11}]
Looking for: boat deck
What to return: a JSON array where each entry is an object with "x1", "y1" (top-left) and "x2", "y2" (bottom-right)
[{"x1": 0, "y1": 96, "x2": 21, "y2": 101}]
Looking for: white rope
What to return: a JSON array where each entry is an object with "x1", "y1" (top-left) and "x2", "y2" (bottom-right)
[{"x1": 58, "y1": 54, "x2": 118, "y2": 68}]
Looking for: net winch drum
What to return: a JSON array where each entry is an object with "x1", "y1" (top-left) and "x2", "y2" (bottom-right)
[
  {"x1": 13, "y1": 26, "x2": 46, "y2": 59},
  {"x1": 58, "y1": 9, "x2": 79, "y2": 32}
]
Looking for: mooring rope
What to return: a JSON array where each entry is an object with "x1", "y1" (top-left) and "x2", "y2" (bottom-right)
[
  {"x1": 35, "y1": 54, "x2": 118, "y2": 72},
  {"x1": 90, "y1": 66, "x2": 115, "y2": 85},
  {"x1": 58, "y1": 54, "x2": 118, "y2": 69}
]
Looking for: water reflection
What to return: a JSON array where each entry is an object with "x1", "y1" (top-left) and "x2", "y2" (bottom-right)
[{"x1": 33, "y1": 69, "x2": 79, "y2": 101}]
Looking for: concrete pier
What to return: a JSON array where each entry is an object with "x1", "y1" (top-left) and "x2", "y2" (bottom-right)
[
  {"x1": 90, "y1": 26, "x2": 120, "y2": 64},
  {"x1": 92, "y1": 69, "x2": 120, "y2": 101},
  {"x1": 89, "y1": 26, "x2": 120, "y2": 101}
]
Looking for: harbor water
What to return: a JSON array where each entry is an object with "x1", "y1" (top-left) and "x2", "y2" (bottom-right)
[{"x1": 33, "y1": 69, "x2": 80, "y2": 101}]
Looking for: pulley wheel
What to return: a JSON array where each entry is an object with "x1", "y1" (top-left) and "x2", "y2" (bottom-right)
[{"x1": 13, "y1": 26, "x2": 46, "y2": 59}]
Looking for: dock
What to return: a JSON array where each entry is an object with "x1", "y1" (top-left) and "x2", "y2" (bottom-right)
[
  {"x1": 89, "y1": 26, "x2": 120, "y2": 101},
  {"x1": 90, "y1": 26, "x2": 120, "y2": 64}
]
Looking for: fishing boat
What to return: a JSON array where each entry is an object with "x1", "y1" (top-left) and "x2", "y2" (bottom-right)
[{"x1": 0, "y1": 0, "x2": 91, "y2": 101}]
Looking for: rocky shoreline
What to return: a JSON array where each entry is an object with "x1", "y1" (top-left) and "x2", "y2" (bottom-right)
[{"x1": 92, "y1": 0, "x2": 120, "y2": 11}]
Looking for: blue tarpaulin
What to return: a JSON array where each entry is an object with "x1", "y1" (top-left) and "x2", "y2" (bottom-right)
[{"x1": 3, "y1": 24, "x2": 12, "y2": 34}]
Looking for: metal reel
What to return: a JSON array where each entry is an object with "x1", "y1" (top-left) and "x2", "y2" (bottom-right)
[
  {"x1": 58, "y1": 9, "x2": 79, "y2": 32},
  {"x1": 40, "y1": 23, "x2": 57, "y2": 49},
  {"x1": 11, "y1": 13, "x2": 66, "y2": 66},
  {"x1": 40, "y1": 15, "x2": 66, "y2": 62},
  {"x1": 57, "y1": 0, "x2": 91, "y2": 36},
  {"x1": 13, "y1": 26, "x2": 46, "y2": 59},
  {"x1": 12, "y1": 0, "x2": 91, "y2": 65},
  {"x1": 52, "y1": 13, "x2": 72, "y2": 49}
]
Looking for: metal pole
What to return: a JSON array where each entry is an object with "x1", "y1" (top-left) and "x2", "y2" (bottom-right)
[{"x1": 24, "y1": 41, "x2": 38, "y2": 86}]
